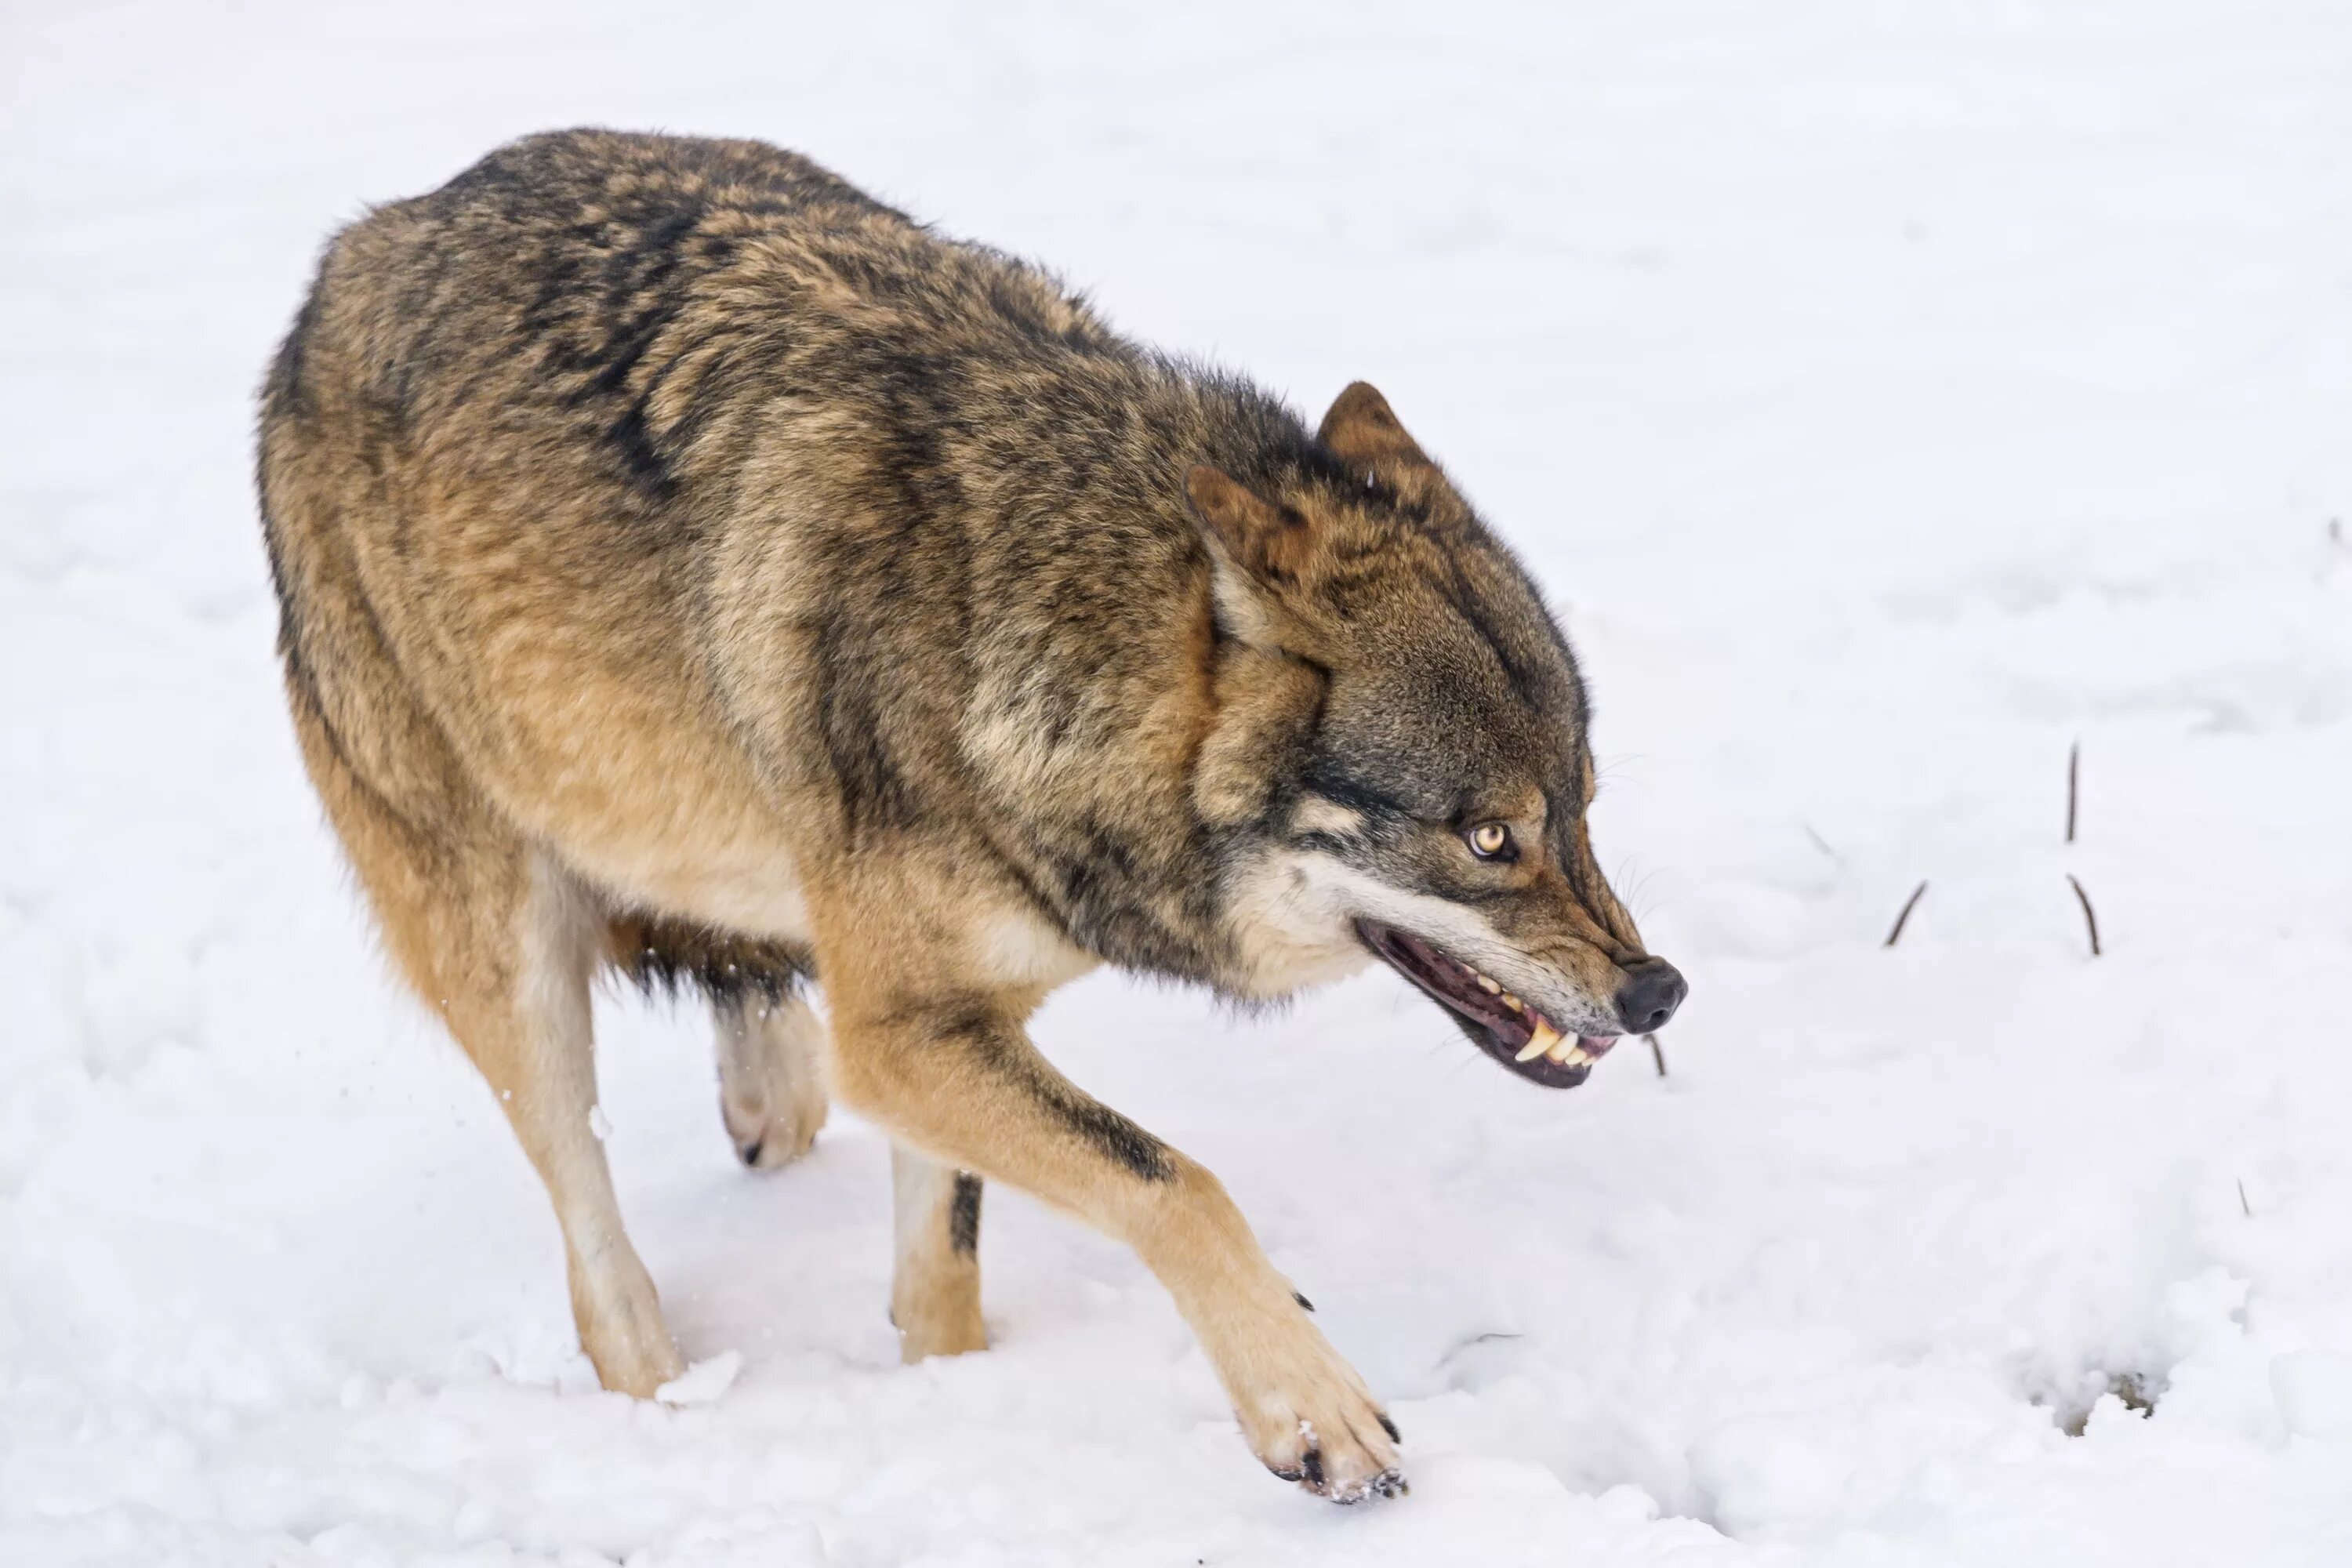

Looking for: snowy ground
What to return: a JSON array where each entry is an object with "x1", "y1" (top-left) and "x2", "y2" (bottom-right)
[{"x1": 6, "y1": 2, "x2": 2351, "y2": 1563}]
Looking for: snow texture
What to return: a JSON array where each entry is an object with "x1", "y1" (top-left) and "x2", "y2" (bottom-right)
[{"x1": 5, "y1": 2, "x2": 2350, "y2": 1563}]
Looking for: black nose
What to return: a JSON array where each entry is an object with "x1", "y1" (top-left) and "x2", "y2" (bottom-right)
[{"x1": 1614, "y1": 959, "x2": 1686, "y2": 1033}]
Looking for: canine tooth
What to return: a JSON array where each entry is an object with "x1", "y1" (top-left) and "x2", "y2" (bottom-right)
[
  {"x1": 1514, "y1": 1035, "x2": 1549, "y2": 1062},
  {"x1": 1523, "y1": 1019, "x2": 1564, "y2": 1062}
]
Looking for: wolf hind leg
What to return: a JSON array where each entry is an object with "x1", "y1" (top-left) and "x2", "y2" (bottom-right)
[
  {"x1": 485, "y1": 854, "x2": 684, "y2": 1396},
  {"x1": 713, "y1": 989, "x2": 830, "y2": 1170},
  {"x1": 604, "y1": 916, "x2": 827, "y2": 1171},
  {"x1": 285, "y1": 684, "x2": 683, "y2": 1397},
  {"x1": 891, "y1": 1146, "x2": 986, "y2": 1360}
]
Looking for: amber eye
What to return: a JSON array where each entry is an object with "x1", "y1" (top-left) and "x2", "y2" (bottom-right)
[{"x1": 1466, "y1": 822, "x2": 1512, "y2": 860}]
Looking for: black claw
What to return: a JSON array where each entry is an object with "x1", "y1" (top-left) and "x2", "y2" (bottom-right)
[
  {"x1": 739, "y1": 1138, "x2": 763, "y2": 1167},
  {"x1": 1299, "y1": 1448, "x2": 1326, "y2": 1490},
  {"x1": 1377, "y1": 1412, "x2": 1400, "y2": 1443},
  {"x1": 1293, "y1": 1291, "x2": 1315, "y2": 1312},
  {"x1": 1265, "y1": 1462, "x2": 1305, "y2": 1483}
]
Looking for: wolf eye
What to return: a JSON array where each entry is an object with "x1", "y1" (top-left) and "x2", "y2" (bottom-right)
[{"x1": 1465, "y1": 822, "x2": 1513, "y2": 860}]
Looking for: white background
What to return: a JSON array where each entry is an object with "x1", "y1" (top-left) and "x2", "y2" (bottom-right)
[{"x1": 5, "y1": 2, "x2": 2350, "y2": 1563}]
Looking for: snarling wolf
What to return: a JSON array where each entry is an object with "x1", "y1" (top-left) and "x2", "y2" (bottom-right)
[{"x1": 256, "y1": 129, "x2": 1685, "y2": 1501}]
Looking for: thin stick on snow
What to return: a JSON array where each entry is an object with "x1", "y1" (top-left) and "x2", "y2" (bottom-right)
[
  {"x1": 1883, "y1": 880, "x2": 1929, "y2": 947},
  {"x1": 2238, "y1": 1178, "x2": 2252, "y2": 1218},
  {"x1": 1802, "y1": 822, "x2": 1842, "y2": 864},
  {"x1": 2066, "y1": 873, "x2": 2102, "y2": 956},
  {"x1": 1437, "y1": 1330, "x2": 1523, "y2": 1370},
  {"x1": 2066, "y1": 740, "x2": 2080, "y2": 844},
  {"x1": 1646, "y1": 1033, "x2": 1668, "y2": 1076}
]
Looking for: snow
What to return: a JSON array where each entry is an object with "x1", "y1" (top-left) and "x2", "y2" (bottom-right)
[
  {"x1": 5, "y1": 1, "x2": 2350, "y2": 1563},
  {"x1": 655, "y1": 1353, "x2": 743, "y2": 1409}
]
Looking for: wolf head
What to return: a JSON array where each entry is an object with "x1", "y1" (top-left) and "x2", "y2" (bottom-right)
[{"x1": 1197, "y1": 383, "x2": 1684, "y2": 1087}]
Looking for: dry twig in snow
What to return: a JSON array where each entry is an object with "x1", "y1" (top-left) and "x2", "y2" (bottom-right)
[
  {"x1": 2067, "y1": 740, "x2": 2081, "y2": 844},
  {"x1": 1884, "y1": 880, "x2": 1929, "y2": 947},
  {"x1": 2066, "y1": 873, "x2": 2102, "y2": 956}
]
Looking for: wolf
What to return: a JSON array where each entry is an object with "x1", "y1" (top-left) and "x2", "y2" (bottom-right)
[{"x1": 256, "y1": 129, "x2": 1685, "y2": 1501}]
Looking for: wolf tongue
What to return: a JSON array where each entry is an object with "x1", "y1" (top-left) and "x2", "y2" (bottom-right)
[{"x1": 1514, "y1": 1018, "x2": 1565, "y2": 1062}]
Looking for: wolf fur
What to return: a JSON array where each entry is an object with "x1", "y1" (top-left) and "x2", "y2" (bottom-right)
[{"x1": 256, "y1": 129, "x2": 1682, "y2": 1501}]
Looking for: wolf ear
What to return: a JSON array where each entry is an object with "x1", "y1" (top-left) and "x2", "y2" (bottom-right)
[
  {"x1": 1184, "y1": 466, "x2": 1320, "y2": 645},
  {"x1": 1318, "y1": 381, "x2": 1432, "y2": 480}
]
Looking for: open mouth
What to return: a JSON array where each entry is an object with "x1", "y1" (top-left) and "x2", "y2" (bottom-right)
[{"x1": 1356, "y1": 920, "x2": 1617, "y2": 1087}]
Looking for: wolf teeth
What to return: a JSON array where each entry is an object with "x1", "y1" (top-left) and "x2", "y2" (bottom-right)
[
  {"x1": 1475, "y1": 975, "x2": 1501, "y2": 994},
  {"x1": 1552, "y1": 1033, "x2": 1613, "y2": 1067},
  {"x1": 1517, "y1": 1019, "x2": 1564, "y2": 1062},
  {"x1": 1501, "y1": 994, "x2": 1524, "y2": 1014}
]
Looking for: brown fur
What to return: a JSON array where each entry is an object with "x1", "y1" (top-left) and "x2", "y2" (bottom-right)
[{"x1": 256, "y1": 129, "x2": 1680, "y2": 1501}]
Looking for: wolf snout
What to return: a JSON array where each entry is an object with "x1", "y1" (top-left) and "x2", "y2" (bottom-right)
[{"x1": 1614, "y1": 958, "x2": 1686, "y2": 1033}]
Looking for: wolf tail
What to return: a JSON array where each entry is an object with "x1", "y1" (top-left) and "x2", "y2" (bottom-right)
[{"x1": 604, "y1": 912, "x2": 813, "y2": 1009}]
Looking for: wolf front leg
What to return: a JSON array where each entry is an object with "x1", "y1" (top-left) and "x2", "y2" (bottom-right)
[
  {"x1": 818, "y1": 938, "x2": 1403, "y2": 1500},
  {"x1": 891, "y1": 1145, "x2": 987, "y2": 1359}
]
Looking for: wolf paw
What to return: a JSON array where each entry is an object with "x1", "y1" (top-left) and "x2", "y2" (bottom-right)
[
  {"x1": 569, "y1": 1247, "x2": 685, "y2": 1399},
  {"x1": 1221, "y1": 1306, "x2": 1405, "y2": 1502},
  {"x1": 891, "y1": 1289, "x2": 989, "y2": 1363},
  {"x1": 715, "y1": 993, "x2": 829, "y2": 1171},
  {"x1": 721, "y1": 1076, "x2": 826, "y2": 1171}
]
